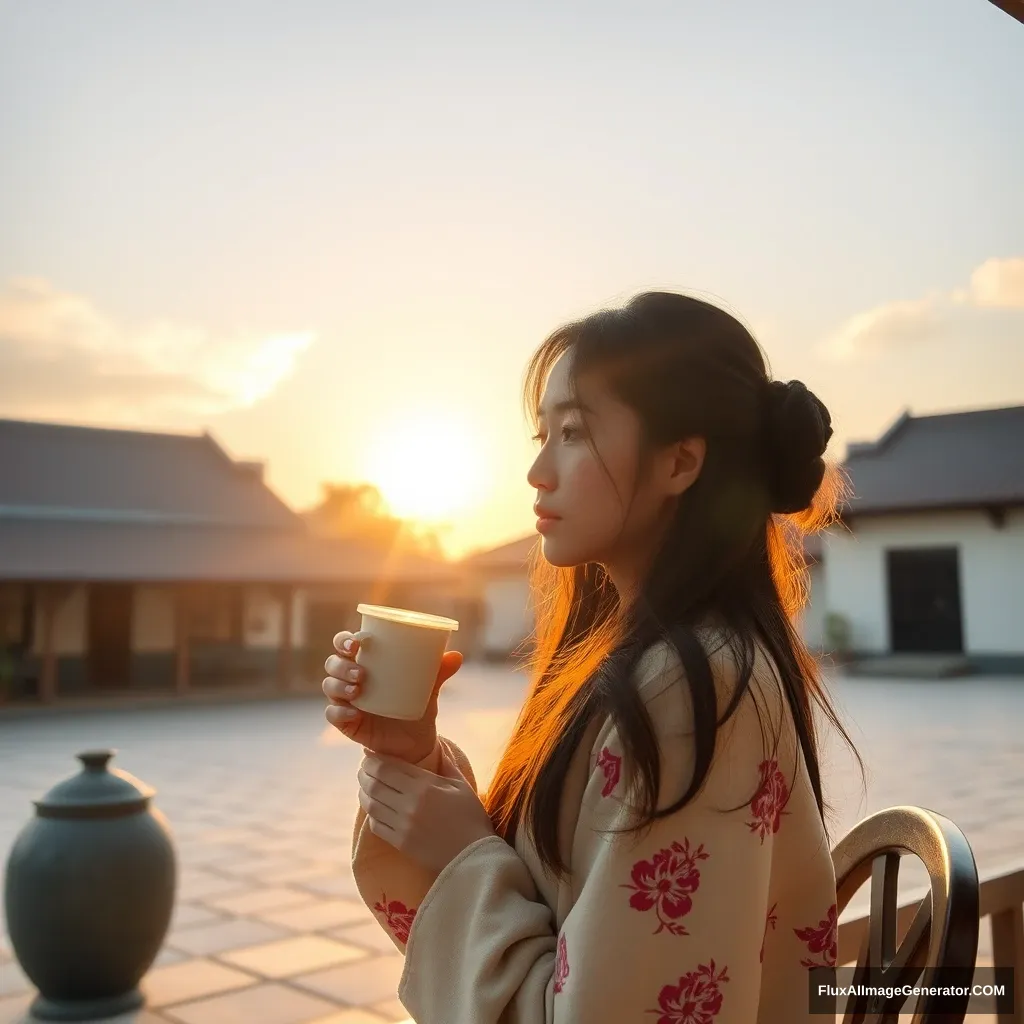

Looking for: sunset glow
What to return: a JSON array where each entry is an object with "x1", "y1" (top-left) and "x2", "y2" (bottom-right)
[{"x1": 365, "y1": 412, "x2": 486, "y2": 523}]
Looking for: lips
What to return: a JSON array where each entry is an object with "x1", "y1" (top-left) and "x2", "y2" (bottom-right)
[{"x1": 533, "y1": 505, "x2": 561, "y2": 520}]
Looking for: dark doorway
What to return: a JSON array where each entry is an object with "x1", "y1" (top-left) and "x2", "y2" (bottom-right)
[
  {"x1": 886, "y1": 548, "x2": 964, "y2": 653},
  {"x1": 87, "y1": 583, "x2": 133, "y2": 688}
]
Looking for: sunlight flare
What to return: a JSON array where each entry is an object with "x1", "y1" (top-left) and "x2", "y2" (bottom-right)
[{"x1": 365, "y1": 410, "x2": 486, "y2": 522}]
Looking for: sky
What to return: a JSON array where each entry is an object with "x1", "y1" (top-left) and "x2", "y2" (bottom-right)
[{"x1": 1, "y1": 0, "x2": 1022, "y2": 559}]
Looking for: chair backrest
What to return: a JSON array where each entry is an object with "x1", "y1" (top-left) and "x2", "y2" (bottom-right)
[{"x1": 831, "y1": 805, "x2": 980, "y2": 1023}]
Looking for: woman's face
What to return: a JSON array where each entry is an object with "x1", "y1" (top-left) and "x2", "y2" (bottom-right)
[{"x1": 526, "y1": 354, "x2": 698, "y2": 585}]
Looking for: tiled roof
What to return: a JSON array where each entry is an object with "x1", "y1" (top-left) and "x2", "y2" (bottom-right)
[
  {"x1": 842, "y1": 404, "x2": 1024, "y2": 515},
  {"x1": 0, "y1": 418, "x2": 298, "y2": 529}
]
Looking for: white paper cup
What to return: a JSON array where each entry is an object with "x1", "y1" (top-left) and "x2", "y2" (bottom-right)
[{"x1": 347, "y1": 603, "x2": 460, "y2": 721}]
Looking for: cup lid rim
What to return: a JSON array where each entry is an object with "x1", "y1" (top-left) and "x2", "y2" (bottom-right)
[{"x1": 356, "y1": 603, "x2": 459, "y2": 630}]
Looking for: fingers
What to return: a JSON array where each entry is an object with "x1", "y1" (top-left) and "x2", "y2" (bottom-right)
[
  {"x1": 325, "y1": 701, "x2": 363, "y2": 736},
  {"x1": 357, "y1": 785, "x2": 400, "y2": 835},
  {"x1": 323, "y1": 656, "x2": 363, "y2": 702},
  {"x1": 333, "y1": 631, "x2": 361, "y2": 656}
]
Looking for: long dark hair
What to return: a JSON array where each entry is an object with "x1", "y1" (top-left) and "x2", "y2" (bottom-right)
[{"x1": 483, "y1": 291, "x2": 863, "y2": 880}]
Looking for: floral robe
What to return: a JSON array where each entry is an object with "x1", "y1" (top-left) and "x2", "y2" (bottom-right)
[{"x1": 350, "y1": 635, "x2": 838, "y2": 1023}]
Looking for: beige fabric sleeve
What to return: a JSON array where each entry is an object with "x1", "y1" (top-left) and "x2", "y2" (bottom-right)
[
  {"x1": 350, "y1": 735, "x2": 479, "y2": 953},
  {"x1": 396, "y1": 641, "x2": 818, "y2": 1024}
]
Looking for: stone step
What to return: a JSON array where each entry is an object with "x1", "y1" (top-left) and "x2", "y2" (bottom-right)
[{"x1": 845, "y1": 654, "x2": 973, "y2": 679}]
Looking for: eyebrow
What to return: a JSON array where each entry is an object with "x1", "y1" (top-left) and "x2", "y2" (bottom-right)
[{"x1": 537, "y1": 398, "x2": 591, "y2": 418}]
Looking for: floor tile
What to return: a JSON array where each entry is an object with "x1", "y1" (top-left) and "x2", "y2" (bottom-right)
[
  {"x1": 162, "y1": 981, "x2": 339, "y2": 1024},
  {"x1": 309, "y1": 1011, "x2": 394, "y2": 1024},
  {"x1": 217, "y1": 855, "x2": 297, "y2": 879},
  {"x1": 293, "y1": 955, "x2": 405, "y2": 1006},
  {"x1": 179, "y1": 844, "x2": 249, "y2": 867},
  {"x1": 176, "y1": 870, "x2": 250, "y2": 902},
  {"x1": 90, "y1": 1011, "x2": 172, "y2": 1023},
  {"x1": 207, "y1": 887, "x2": 318, "y2": 916},
  {"x1": 248, "y1": 835, "x2": 321, "y2": 855},
  {"x1": 218, "y1": 935, "x2": 367, "y2": 978},
  {"x1": 0, "y1": 958, "x2": 29, "y2": 997},
  {"x1": 142, "y1": 958, "x2": 257, "y2": 1007},
  {"x1": 167, "y1": 918, "x2": 291, "y2": 956},
  {"x1": 300, "y1": 875, "x2": 361, "y2": 900},
  {"x1": 154, "y1": 946, "x2": 190, "y2": 967},
  {"x1": 258, "y1": 900, "x2": 369, "y2": 932},
  {"x1": 369, "y1": 1001, "x2": 413, "y2": 1024},
  {"x1": 326, "y1": 922, "x2": 397, "y2": 955},
  {"x1": 170, "y1": 904, "x2": 225, "y2": 930},
  {"x1": 260, "y1": 864, "x2": 341, "y2": 887},
  {"x1": 193, "y1": 829, "x2": 268, "y2": 846},
  {"x1": 0, "y1": 993, "x2": 31, "y2": 1024}
]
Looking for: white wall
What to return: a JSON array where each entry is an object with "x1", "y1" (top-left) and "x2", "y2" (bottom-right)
[
  {"x1": 243, "y1": 586, "x2": 307, "y2": 648},
  {"x1": 31, "y1": 585, "x2": 87, "y2": 656},
  {"x1": 823, "y1": 509, "x2": 1024, "y2": 655},
  {"x1": 27, "y1": 585, "x2": 311, "y2": 656},
  {"x1": 482, "y1": 576, "x2": 533, "y2": 655},
  {"x1": 133, "y1": 587, "x2": 175, "y2": 652},
  {"x1": 797, "y1": 562, "x2": 826, "y2": 651}
]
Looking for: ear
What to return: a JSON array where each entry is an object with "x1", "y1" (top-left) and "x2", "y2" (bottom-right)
[{"x1": 663, "y1": 437, "x2": 706, "y2": 496}]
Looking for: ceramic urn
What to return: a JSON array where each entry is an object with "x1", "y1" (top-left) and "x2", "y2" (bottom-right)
[{"x1": 4, "y1": 749, "x2": 177, "y2": 1021}]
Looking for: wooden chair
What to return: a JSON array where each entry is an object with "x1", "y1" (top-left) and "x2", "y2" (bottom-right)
[{"x1": 832, "y1": 806, "x2": 980, "y2": 1023}]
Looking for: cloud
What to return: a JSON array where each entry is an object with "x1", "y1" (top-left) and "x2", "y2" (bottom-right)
[
  {"x1": 0, "y1": 277, "x2": 315, "y2": 424},
  {"x1": 957, "y1": 257, "x2": 1024, "y2": 309},
  {"x1": 818, "y1": 294, "x2": 945, "y2": 361},
  {"x1": 818, "y1": 256, "x2": 1024, "y2": 362}
]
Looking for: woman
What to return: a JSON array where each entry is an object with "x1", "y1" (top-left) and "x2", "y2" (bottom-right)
[{"x1": 323, "y1": 291, "x2": 860, "y2": 1023}]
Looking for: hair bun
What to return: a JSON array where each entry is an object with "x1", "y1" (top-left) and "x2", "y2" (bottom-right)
[{"x1": 763, "y1": 379, "x2": 833, "y2": 514}]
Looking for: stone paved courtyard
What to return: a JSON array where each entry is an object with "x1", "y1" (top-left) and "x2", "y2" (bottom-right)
[{"x1": 1, "y1": 663, "x2": 1022, "y2": 1023}]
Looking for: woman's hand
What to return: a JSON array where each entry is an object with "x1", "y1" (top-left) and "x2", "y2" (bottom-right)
[
  {"x1": 323, "y1": 631, "x2": 462, "y2": 763},
  {"x1": 357, "y1": 744, "x2": 497, "y2": 874}
]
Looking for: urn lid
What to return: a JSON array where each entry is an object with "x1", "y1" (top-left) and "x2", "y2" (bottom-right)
[{"x1": 34, "y1": 750, "x2": 155, "y2": 819}]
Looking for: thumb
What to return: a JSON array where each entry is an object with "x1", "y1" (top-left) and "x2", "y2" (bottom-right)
[{"x1": 432, "y1": 649, "x2": 463, "y2": 696}]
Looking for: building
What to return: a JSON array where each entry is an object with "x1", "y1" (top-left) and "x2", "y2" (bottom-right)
[
  {"x1": 0, "y1": 418, "x2": 469, "y2": 703},
  {"x1": 824, "y1": 404, "x2": 1024, "y2": 673},
  {"x1": 463, "y1": 404, "x2": 1024, "y2": 675},
  {"x1": 465, "y1": 530, "x2": 824, "y2": 660},
  {"x1": 461, "y1": 534, "x2": 537, "y2": 660}
]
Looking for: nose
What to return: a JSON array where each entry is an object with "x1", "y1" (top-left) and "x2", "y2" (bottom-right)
[{"x1": 526, "y1": 446, "x2": 554, "y2": 494}]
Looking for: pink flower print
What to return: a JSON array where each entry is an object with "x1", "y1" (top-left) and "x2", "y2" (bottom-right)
[
  {"x1": 596, "y1": 745, "x2": 622, "y2": 797},
  {"x1": 761, "y1": 902, "x2": 778, "y2": 963},
  {"x1": 373, "y1": 891, "x2": 417, "y2": 944},
  {"x1": 794, "y1": 903, "x2": 838, "y2": 968},
  {"x1": 553, "y1": 932, "x2": 569, "y2": 994},
  {"x1": 746, "y1": 759, "x2": 790, "y2": 842},
  {"x1": 645, "y1": 959, "x2": 729, "y2": 1023},
  {"x1": 620, "y1": 838, "x2": 709, "y2": 936}
]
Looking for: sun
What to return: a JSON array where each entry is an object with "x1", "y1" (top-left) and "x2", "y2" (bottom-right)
[{"x1": 365, "y1": 411, "x2": 485, "y2": 522}]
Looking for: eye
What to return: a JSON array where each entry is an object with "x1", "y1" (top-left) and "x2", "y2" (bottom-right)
[{"x1": 531, "y1": 423, "x2": 584, "y2": 445}]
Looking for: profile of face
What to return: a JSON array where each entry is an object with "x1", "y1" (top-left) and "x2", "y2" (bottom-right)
[{"x1": 526, "y1": 353, "x2": 705, "y2": 585}]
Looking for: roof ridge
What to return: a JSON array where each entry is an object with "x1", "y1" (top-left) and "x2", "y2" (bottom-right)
[
  {"x1": 907, "y1": 403, "x2": 1024, "y2": 421},
  {"x1": 0, "y1": 416, "x2": 207, "y2": 443},
  {"x1": 846, "y1": 402, "x2": 1024, "y2": 460}
]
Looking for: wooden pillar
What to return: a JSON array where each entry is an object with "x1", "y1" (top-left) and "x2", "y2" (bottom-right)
[
  {"x1": 277, "y1": 584, "x2": 294, "y2": 691},
  {"x1": 37, "y1": 585, "x2": 58, "y2": 704},
  {"x1": 175, "y1": 585, "x2": 191, "y2": 695}
]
